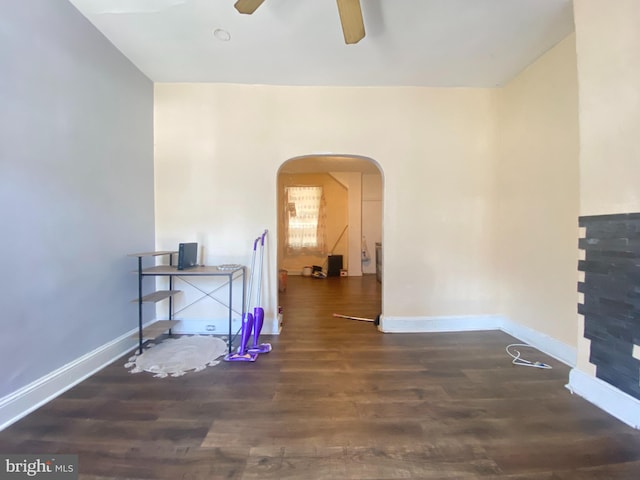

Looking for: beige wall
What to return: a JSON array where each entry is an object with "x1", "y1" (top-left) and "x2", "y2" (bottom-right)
[
  {"x1": 154, "y1": 84, "x2": 499, "y2": 325},
  {"x1": 330, "y1": 172, "x2": 363, "y2": 276},
  {"x1": 495, "y1": 34, "x2": 580, "y2": 348},
  {"x1": 277, "y1": 172, "x2": 349, "y2": 274},
  {"x1": 573, "y1": 0, "x2": 640, "y2": 373},
  {"x1": 362, "y1": 173, "x2": 383, "y2": 275},
  {"x1": 574, "y1": 0, "x2": 640, "y2": 217}
]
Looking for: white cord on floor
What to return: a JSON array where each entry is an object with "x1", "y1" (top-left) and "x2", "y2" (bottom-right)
[{"x1": 506, "y1": 343, "x2": 552, "y2": 369}]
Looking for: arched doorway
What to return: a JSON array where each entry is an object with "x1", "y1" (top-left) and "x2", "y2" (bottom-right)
[{"x1": 276, "y1": 154, "x2": 383, "y2": 326}]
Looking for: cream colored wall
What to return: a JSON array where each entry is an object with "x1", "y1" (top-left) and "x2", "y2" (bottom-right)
[
  {"x1": 495, "y1": 34, "x2": 580, "y2": 348},
  {"x1": 277, "y1": 172, "x2": 349, "y2": 274},
  {"x1": 154, "y1": 84, "x2": 499, "y2": 325},
  {"x1": 574, "y1": 0, "x2": 640, "y2": 217},
  {"x1": 329, "y1": 172, "x2": 362, "y2": 276},
  {"x1": 362, "y1": 174, "x2": 383, "y2": 275},
  {"x1": 573, "y1": 0, "x2": 640, "y2": 373}
]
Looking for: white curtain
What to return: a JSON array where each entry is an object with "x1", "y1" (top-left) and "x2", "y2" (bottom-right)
[{"x1": 284, "y1": 186, "x2": 326, "y2": 253}]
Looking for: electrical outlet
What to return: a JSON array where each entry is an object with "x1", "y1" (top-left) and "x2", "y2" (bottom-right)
[{"x1": 205, "y1": 324, "x2": 216, "y2": 332}]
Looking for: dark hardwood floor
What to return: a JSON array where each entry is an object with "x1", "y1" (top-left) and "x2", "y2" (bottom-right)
[{"x1": 2, "y1": 274, "x2": 640, "y2": 479}]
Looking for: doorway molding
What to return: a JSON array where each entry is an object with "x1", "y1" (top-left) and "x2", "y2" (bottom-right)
[{"x1": 276, "y1": 152, "x2": 384, "y2": 316}]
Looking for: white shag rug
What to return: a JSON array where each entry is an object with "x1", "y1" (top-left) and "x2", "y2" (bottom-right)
[{"x1": 125, "y1": 335, "x2": 228, "y2": 378}]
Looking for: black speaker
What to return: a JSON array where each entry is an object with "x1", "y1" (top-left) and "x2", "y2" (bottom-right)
[{"x1": 327, "y1": 255, "x2": 343, "y2": 277}]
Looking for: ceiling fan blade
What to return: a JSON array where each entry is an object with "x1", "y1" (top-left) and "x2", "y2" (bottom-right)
[
  {"x1": 336, "y1": 0, "x2": 365, "y2": 44},
  {"x1": 234, "y1": 0, "x2": 265, "y2": 15}
]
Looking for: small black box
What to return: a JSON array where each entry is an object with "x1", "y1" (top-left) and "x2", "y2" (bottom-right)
[
  {"x1": 327, "y1": 255, "x2": 343, "y2": 277},
  {"x1": 177, "y1": 242, "x2": 198, "y2": 270}
]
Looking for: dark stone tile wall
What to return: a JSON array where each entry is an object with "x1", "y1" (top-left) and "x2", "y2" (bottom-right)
[{"x1": 578, "y1": 212, "x2": 640, "y2": 400}]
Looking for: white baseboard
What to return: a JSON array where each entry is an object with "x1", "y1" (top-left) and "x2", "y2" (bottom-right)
[
  {"x1": 379, "y1": 314, "x2": 576, "y2": 367},
  {"x1": 567, "y1": 368, "x2": 640, "y2": 429},
  {"x1": 173, "y1": 316, "x2": 281, "y2": 336},
  {"x1": 264, "y1": 316, "x2": 280, "y2": 335},
  {"x1": 500, "y1": 318, "x2": 577, "y2": 367},
  {"x1": 0, "y1": 330, "x2": 137, "y2": 431},
  {"x1": 172, "y1": 317, "x2": 241, "y2": 336},
  {"x1": 379, "y1": 314, "x2": 503, "y2": 333}
]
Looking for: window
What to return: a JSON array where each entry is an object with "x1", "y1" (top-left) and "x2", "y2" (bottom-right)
[{"x1": 284, "y1": 186, "x2": 326, "y2": 253}]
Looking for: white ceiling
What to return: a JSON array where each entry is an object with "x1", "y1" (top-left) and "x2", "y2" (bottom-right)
[{"x1": 68, "y1": 0, "x2": 575, "y2": 87}]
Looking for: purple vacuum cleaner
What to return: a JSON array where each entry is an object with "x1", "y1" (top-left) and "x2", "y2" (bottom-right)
[
  {"x1": 248, "y1": 230, "x2": 272, "y2": 354},
  {"x1": 224, "y1": 235, "x2": 261, "y2": 362}
]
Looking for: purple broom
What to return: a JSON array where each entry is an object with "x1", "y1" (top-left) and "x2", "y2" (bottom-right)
[{"x1": 224, "y1": 235, "x2": 261, "y2": 362}]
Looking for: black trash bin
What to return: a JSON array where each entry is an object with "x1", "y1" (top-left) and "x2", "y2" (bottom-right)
[{"x1": 327, "y1": 255, "x2": 343, "y2": 277}]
